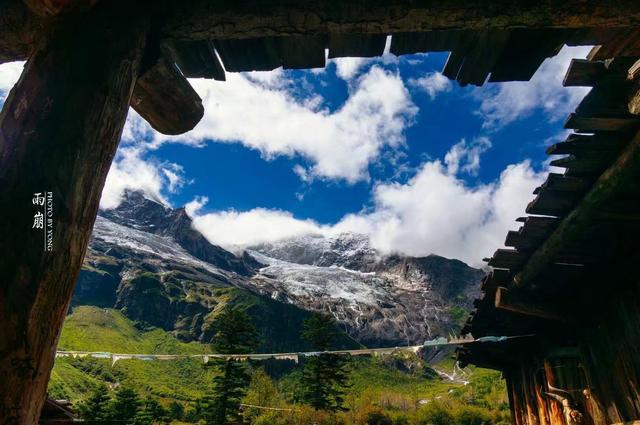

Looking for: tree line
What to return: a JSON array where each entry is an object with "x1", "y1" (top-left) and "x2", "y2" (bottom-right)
[{"x1": 75, "y1": 308, "x2": 351, "y2": 424}]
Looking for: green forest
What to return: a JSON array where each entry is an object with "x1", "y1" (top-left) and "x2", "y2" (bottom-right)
[{"x1": 49, "y1": 306, "x2": 510, "y2": 424}]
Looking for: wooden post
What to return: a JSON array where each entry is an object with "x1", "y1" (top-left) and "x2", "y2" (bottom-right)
[{"x1": 0, "y1": 4, "x2": 148, "y2": 423}]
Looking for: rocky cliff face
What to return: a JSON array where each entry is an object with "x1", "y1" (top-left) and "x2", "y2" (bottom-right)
[
  {"x1": 245, "y1": 234, "x2": 484, "y2": 347},
  {"x1": 73, "y1": 191, "x2": 484, "y2": 349}
]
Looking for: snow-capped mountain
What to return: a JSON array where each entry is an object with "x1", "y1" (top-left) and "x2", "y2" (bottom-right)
[
  {"x1": 244, "y1": 234, "x2": 484, "y2": 346},
  {"x1": 75, "y1": 190, "x2": 483, "y2": 348}
]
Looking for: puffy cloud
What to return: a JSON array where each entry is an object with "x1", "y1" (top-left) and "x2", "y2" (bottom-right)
[
  {"x1": 329, "y1": 36, "x2": 398, "y2": 81},
  {"x1": 444, "y1": 137, "x2": 491, "y2": 176},
  {"x1": 187, "y1": 139, "x2": 546, "y2": 266},
  {"x1": 408, "y1": 72, "x2": 452, "y2": 99},
  {"x1": 333, "y1": 57, "x2": 369, "y2": 80},
  {"x1": 129, "y1": 65, "x2": 417, "y2": 183},
  {"x1": 477, "y1": 45, "x2": 592, "y2": 129},
  {"x1": 100, "y1": 146, "x2": 187, "y2": 209},
  {"x1": 0, "y1": 61, "x2": 24, "y2": 103},
  {"x1": 188, "y1": 203, "x2": 325, "y2": 249}
]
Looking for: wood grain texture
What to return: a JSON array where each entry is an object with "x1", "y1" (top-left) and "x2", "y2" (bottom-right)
[{"x1": 0, "y1": 3, "x2": 147, "y2": 423}]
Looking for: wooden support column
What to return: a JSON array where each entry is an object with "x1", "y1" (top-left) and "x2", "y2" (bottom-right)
[{"x1": 0, "y1": 4, "x2": 148, "y2": 424}]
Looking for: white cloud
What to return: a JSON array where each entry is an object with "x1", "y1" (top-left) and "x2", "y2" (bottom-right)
[
  {"x1": 129, "y1": 66, "x2": 417, "y2": 183},
  {"x1": 329, "y1": 36, "x2": 399, "y2": 82},
  {"x1": 188, "y1": 204, "x2": 324, "y2": 249},
  {"x1": 100, "y1": 146, "x2": 187, "y2": 209},
  {"x1": 408, "y1": 72, "x2": 452, "y2": 99},
  {"x1": 333, "y1": 57, "x2": 369, "y2": 80},
  {"x1": 187, "y1": 139, "x2": 546, "y2": 266},
  {"x1": 477, "y1": 45, "x2": 592, "y2": 129},
  {"x1": 0, "y1": 61, "x2": 25, "y2": 103},
  {"x1": 444, "y1": 137, "x2": 492, "y2": 176}
]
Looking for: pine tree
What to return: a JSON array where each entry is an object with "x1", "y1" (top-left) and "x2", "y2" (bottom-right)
[
  {"x1": 168, "y1": 401, "x2": 184, "y2": 421},
  {"x1": 204, "y1": 307, "x2": 258, "y2": 425},
  {"x1": 136, "y1": 396, "x2": 167, "y2": 424},
  {"x1": 106, "y1": 385, "x2": 141, "y2": 422},
  {"x1": 300, "y1": 313, "x2": 351, "y2": 411},
  {"x1": 76, "y1": 383, "x2": 111, "y2": 420}
]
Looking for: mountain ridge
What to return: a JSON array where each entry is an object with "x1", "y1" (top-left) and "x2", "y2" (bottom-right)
[{"x1": 73, "y1": 190, "x2": 484, "y2": 349}]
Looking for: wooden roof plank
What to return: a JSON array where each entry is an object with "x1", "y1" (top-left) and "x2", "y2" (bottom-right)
[
  {"x1": 162, "y1": 40, "x2": 225, "y2": 80},
  {"x1": 563, "y1": 59, "x2": 607, "y2": 87},
  {"x1": 487, "y1": 249, "x2": 528, "y2": 270},
  {"x1": 488, "y1": 29, "x2": 565, "y2": 82},
  {"x1": 564, "y1": 113, "x2": 640, "y2": 133},
  {"x1": 546, "y1": 133, "x2": 629, "y2": 156},
  {"x1": 214, "y1": 38, "x2": 281, "y2": 72},
  {"x1": 514, "y1": 129, "x2": 640, "y2": 288},
  {"x1": 328, "y1": 33, "x2": 386, "y2": 58},
  {"x1": 526, "y1": 189, "x2": 581, "y2": 217},
  {"x1": 390, "y1": 30, "x2": 467, "y2": 55},
  {"x1": 279, "y1": 35, "x2": 326, "y2": 69},
  {"x1": 588, "y1": 28, "x2": 640, "y2": 60},
  {"x1": 456, "y1": 29, "x2": 511, "y2": 86}
]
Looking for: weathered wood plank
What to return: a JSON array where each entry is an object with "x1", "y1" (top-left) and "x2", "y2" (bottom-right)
[
  {"x1": 0, "y1": 4, "x2": 148, "y2": 423},
  {"x1": 588, "y1": 28, "x2": 640, "y2": 60},
  {"x1": 328, "y1": 33, "x2": 386, "y2": 58},
  {"x1": 456, "y1": 29, "x2": 511, "y2": 86},
  {"x1": 514, "y1": 128, "x2": 640, "y2": 289},
  {"x1": 131, "y1": 57, "x2": 204, "y2": 135},
  {"x1": 279, "y1": 35, "x2": 326, "y2": 69},
  {"x1": 563, "y1": 59, "x2": 607, "y2": 87},
  {"x1": 489, "y1": 29, "x2": 565, "y2": 82},
  {"x1": 526, "y1": 189, "x2": 581, "y2": 217},
  {"x1": 162, "y1": 39, "x2": 225, "y2": 80},
  {"x1": 549, "y1": 154, "x2": 617, "y2": 176},
  {"x1": 533, "y1": 173, "x2": 591, "y2": 193},
  {"x1": 390, "y1": 29, "x2": 468, "y2": 55},
  {"x1": 159, "y1": 1, "x2": 640, "y2": 45},
  {"x1": 488, "y1": 249, "x2": 528, "y2": 270},
  {"x1": 5, "y1": 1, "x2": 640, "y2": 66},
  {"x1": 214, "y1": 37, "x2": 281, "y2": 72},
  {"x1": 564, "y1": 113, "x2": 640, "y2": 133},
  {"x1": 495, "y1": 287, "x2": 568, "y2": 322},
  {"x1": 546, "y1": 133, "x2": 628, "y2": 156}
]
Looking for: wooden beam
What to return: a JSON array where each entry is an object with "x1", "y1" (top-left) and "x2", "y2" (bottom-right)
[
  {"x1": 513, "y1": 129, "x2": 640, "y2": 289},
  {"x1": 495, "y1": 287, "x2": 569, "y2": 322},
  {"x1": 131, "y1": 57, "x2": 204, "y2": 135},
  {"x1": 160, "y1": 1, "x2": 640, "y2": 42},
  {"x1": 0, "y1": 4, "x2": 148, "y2": 423},
  {"x1": 4, "y1": 1, "x2": 640, "y2": 65}
]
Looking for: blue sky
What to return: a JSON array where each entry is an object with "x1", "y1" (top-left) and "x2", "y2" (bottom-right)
[{"x1": 0, "y1": 44, "x2": 590, "y2": 265}]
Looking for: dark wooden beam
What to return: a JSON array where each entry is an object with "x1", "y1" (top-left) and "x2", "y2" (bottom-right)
[
  {"x1": 131, "y1": 57, "x2": 204, "y2": 135},
  {"x1": 495, "y1": 287, "x2": 569, "y2": 322},
  {"x1": 4, "y1": 0, "x2": 640, "y2": 65},
  {"x1": 0, "y1": 4, "x2": 148, "y2": 423},
  {"x1": 161, "y1": 1, "x2": 640, "y2": 41}
]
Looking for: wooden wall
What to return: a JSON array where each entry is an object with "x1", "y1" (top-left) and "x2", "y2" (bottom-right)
[{"x1": 504, "y1": 280, "x2": 640, "y2": 425}]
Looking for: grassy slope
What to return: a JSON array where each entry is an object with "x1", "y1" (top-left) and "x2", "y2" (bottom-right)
[{"x1": 50, "y1": 306, "x2": 216, "y2": 403}]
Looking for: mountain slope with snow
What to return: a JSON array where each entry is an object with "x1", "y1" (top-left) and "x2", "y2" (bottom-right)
[
  {"x1": 244, "y1": 233, "x2": 484, "y2": 346},
  {"x1": 75, "y1": 190, "x2": 484, "y2": 348}
]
